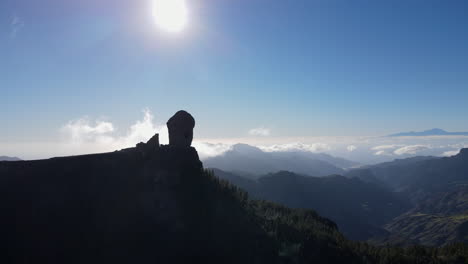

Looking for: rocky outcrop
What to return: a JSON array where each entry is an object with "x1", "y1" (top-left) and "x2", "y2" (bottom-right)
[
  {"x1": 457, "y1": 148, "x2": 468, "y2": 158},
  {"x1": 167, "y1": 110, "x2": 195, "y2": 147},
  {"x1": 136, "y1": 133, "x2": 160, "y2": 156}
]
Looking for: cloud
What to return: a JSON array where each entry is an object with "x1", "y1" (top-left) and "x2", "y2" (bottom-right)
[
  {"x1": 118, "y1": 109, "x2": 168, "y2": 147},
  {"x1": 61, "y1": 118, "x2": 115, "y2": 144},
  {"x1": 192, "y1": 142, "x2": 232, "y2": 159},
  {"x1": 248, "y1": 127, "x2": 270, "y2": 136},
  {"x1": 259, "y1": 142, "x2": 331, "y2": 153},
  {"x1": 372, "y1": 145, "x2": 401, "y2": 151},
  {"x1": 442, "y1": 150, "x2": 460, "y2": 157},
  {"x1": 7, "y1": 112, "x2": 468, "y2": 163},
  {"x1": 61, "y1": 109, "x2": 168, "y2": 152},
  {"x1": 10, "y1": 14, "x2": 24, "y2": 38},
  {"x1": 448, "y1": 143, "x2": 468, "y2": 149},
  {"x1": 59, "y1": 109, "x2": 234, "y2": 160},
  {"x1": 393, "y1": 145, "x2": 430, "y2": 155},
  {"x1": 347, "y1": 145, "x2": 357, "y2": 152},
  {"x1": 374, "y1": 150, "x2": 390, "y2": 156}
]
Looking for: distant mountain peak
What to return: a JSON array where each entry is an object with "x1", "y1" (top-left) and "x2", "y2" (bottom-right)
[
  {"x1": 388, "y1": 128, "x2": 468, "y2": 137},
  {"x1": 426, "y1": 128, "x2": 447, "y2": 133},
  {"x1": 204, "y1": 143, "x2": 359, "y2": 177},
  {"x1": 231, "y1": 143, "x2": 263, "y2": 153}
]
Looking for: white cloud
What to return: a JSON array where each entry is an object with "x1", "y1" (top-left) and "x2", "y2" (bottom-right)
[
  {"x1": 60, "y1": 109, "x2": 168, "y2": 153},
  {"x1": 10, "y1": 14, "x2": 24, "y2": 38},
  {"x1": 448, "y1": 143, "x2": 468, "y2": 149},
  {"x1": 308, "y1": 143, "x2": 331, "y2": 152},
  {"x1": 442, "y1": 149, "x2": 460, "y2": 157},
  {"x1": 248, "y1": 127, "x2": 270, "y2": 136},
  {"x1": 61, "y1": 118, "x2": 115, "y2": 144},
  {"x1": 59, "y1": 109, "x2": 235, "y2": 160},
  {"x1": 259, "y1": 142, "x2": 331, "y2": 153},
  {"x1": 118, "y1": 109, "x2": 168, "y2": 147},
  {"x1": 374, "y1": 150, "x2": 389, "y2": 156},
  {"x1": 372, "y1": 145, "x2": 401, "y2": 151},
  {"x1": 347, "y1": 145, "x2": 357, "y2": 152},
  {"x1": 393, "y1": 145, "x2": 430, "y2": 155},
  {"x1": 6, "y1": 113, "x2": 468, "y2": 164},
  {"x1": 192, "y1": 142, "x2": 232, "y2": 159}
]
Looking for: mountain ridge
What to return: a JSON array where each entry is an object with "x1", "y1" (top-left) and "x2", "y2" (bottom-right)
[
  {"x1": 204, "y1": 143, "x2": 358, "y2": 178},
  {"x1": 0, "y1": 156, "x2": 21, "y2": 161},
  {"x1": 348, "y1": 149, "x2": 468, "y2": 246},
  {"x1": 388, "y1": 128, "x2": 468, "y2": 137},
  {"x1": 212, "y1": 168, "x2": 410, "y2": 240}
]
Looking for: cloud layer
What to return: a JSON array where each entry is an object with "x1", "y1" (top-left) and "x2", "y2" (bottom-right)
[
  {"x1": 259, "y1": 142, "x2": 331, "y2": 153},
  {"x1": 2, "y1": 109, "x2": 468, "y2": 164},
  {"x1": 393, "y1": 145, "x2": 430, "y2": 155},
  {"x1": 59, "y1": 109, "x2": 169, "y2": 155}
]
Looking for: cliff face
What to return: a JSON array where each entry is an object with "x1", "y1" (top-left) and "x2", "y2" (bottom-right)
[{"x1": 0, "y1": 145, "x2": 210, "y2": 263}]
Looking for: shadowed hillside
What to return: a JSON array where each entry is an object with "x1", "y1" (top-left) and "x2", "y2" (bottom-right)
[
  {"x1": 212, "y1": 169, "x2": 410, "y2": 240},
  {"x1": 347, "y1": 150, "x2": 468, "y2": 246}
]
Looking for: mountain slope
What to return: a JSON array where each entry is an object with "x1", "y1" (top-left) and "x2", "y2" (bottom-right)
[
  {"x1": 213, "y1": 169, "x2": 410, "y2": 240},
  {"x1": 348, "y1": 151, "x2": 468, "y2": 246},
  {"x1": 345, "y1": 156, "x2": 438, "y2": 190},
  {"x1": 372, "y1": 186, "x2": 468, "y2": 246},
  {"x1": 346, "y1": 151, "x2": 468, "y2": 198},
  {"x1": 204, "y1": 144, "x2": 351, "y2": 177},
  {"x1": 375, "y1": 213, "x2": 468, "y2": 247}
]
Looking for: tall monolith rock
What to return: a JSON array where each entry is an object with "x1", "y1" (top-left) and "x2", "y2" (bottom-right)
[{"x1": 167, "y1": 110, "x2": 195, "y2": 147}]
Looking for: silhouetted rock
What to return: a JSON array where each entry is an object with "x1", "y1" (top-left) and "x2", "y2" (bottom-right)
[
  {"x1": 147, "y1": 133, "x2": 160, "y2": 148},
  {"x1": 458, "y1": 148, "x2": 468, "y2": 157},
  {"x1": 167, "y1": 110, "x2": 195, "y2": 147},
  {"x1": 135, "y1": 133, "x2": 160, "y2": 155}
]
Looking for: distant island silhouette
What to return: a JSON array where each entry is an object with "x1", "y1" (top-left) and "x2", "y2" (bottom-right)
[{"x1": 388, "y1": 128, "x2": 468, "y2": 137}]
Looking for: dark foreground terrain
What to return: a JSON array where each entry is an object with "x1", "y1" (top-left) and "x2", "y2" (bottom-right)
[{"x1": 1, "y1": 139, "x2": 468, "y2": 263}]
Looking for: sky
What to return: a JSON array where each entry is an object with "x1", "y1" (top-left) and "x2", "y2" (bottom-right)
[{"x1": 1, "y1": 0, "x2": 468, "y2": 161}]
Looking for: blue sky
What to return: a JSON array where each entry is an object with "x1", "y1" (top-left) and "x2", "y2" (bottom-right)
[{"x1": 2, "y1": 0, "x2": 468, "y2": 157}]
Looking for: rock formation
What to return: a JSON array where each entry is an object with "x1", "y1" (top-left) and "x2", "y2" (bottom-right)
[
  {"x1": 167, "y1": 110, "x2": 195, "y2": 147},
  {"x1": 458, "y1": 148, "x2": 468, "y2": 157}
]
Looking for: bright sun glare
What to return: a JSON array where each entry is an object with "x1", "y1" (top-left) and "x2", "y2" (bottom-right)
[{"x1": 153, "y1": 0, "x2": 188, "y2": 33}]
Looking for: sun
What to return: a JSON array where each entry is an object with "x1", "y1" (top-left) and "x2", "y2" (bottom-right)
[{"x1": 153, "y1": 0, "x2": 188, "y2": 33}]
